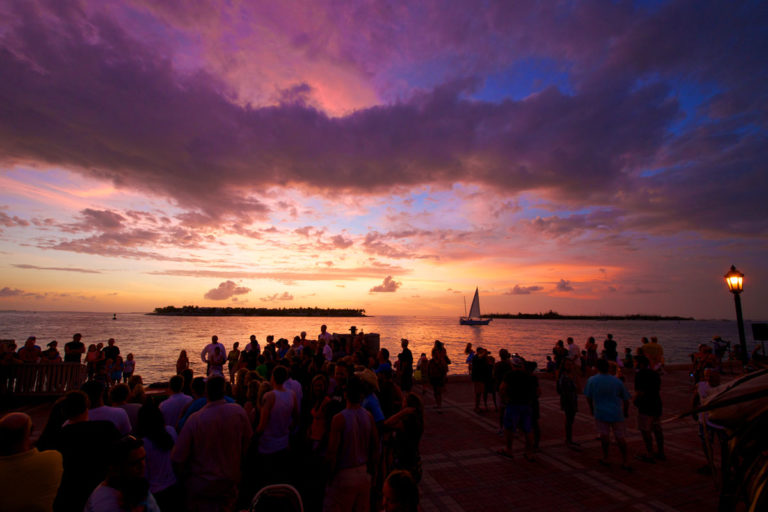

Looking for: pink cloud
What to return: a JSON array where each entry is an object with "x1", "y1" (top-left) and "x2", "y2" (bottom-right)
[
  {"x1": 260, "y1": 291, "x2": 294, "y2": 302},
  {"x1": 506, "y1": 285, "x2": 544, "y2": 295},
  {"x1": 203, "y1": 280, "x2": 251, "y2": 300},
  {"x1": 370, "y1": 275, "x2": 401, "y2": 293}
]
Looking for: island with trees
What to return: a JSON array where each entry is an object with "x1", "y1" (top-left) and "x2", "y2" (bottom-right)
[
  {"x1": 484, "y1": 310, "x2": 694, "y2": 321},
  {"x1": 151, "y1": 305, "x2": 367, "y2": 317}
]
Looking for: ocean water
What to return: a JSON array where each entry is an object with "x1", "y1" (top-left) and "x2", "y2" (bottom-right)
[{"x1": 0, "y1": 311, "x2": 757, "y2": 384}]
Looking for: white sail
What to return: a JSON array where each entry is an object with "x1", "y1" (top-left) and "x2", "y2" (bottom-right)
[{"x1": 468, "y1": 287, "x2": 481, "y2": 318}]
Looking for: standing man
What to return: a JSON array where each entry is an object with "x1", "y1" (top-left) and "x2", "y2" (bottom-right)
[
  {"x1": 54, "y1": 390, "x2": 121, "y2": 511},
  {"x1": 172, "y1": 376, "x2": 252, "y2": 510},
  {"x1": 634, "y1": 355, "x2": 665, "y2": 462},
  {"x1": 102, "y1": 338, "x2": 120, "y2": 362},
  {"x1": 64, "y1": 333, "x2": 86, "y2": 363},
  {"x1": 584, "y1": 358, "x2": 632, "y2": 470},
  {"x1": 201, "y1": 335, "x2": 226, "y2": 373},
  {"x1": 17, "y1": 336, "x2": 42, "y2": 363},
  {"x1": 319, "y1": 324, "x2": 333, "y2": 344},
  {"x1": 0, "y1": 412, "x2": 63, "y2": 512},
  {"x1": 397, "y1": 338, "x2": 414, "y2": 392},
  {"x1": 255, "y1": 366, "x2": 299, "y2": 484},
  {"x1": 81, "y1": 380, "x2": 132, "y2": 436},
  {"x1": 643, "y1": 337, "x2": 665, "y2": 371},
  {"x1": 159, "y1": 375, "x2": 193, "y2": 430},
  {"x1": 324, "y1": 375, "x2": 379, "y2": 512},
  {"x1": 498, "y1": 357, "x2": 536, "y2": 462},
  {"x1": 567, "y1": 337, "x2": 580, "y2": 363}
]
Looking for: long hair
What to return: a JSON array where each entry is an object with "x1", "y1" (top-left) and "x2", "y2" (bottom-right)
[{"x1": 136, "y1": 401, "x2": 174, "y2": 452}]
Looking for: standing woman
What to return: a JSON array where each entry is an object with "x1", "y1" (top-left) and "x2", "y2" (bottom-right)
[
  {"x1": 585, "y1": 337, "x2": 598, "y2": 373},
  {"x1": 428, "y1": 340, "x2": 451, "y2": 411},
  {"x1": 136, "y1": 401, "x2": 181, "y2": 512},
  {"x1": 464, "y1": 343, "x2": 475, "y2": 375},
  {"x1": 175, "y1": 350, "x2": 189, "y2": 375}
]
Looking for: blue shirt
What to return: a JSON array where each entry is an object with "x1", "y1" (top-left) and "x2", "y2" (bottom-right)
[
  {"x1": 362, "y1": 393, "x2": 385, "y2": 423},
  {"x1": 584, "y1": 373, "x2": 630, "y2": 423}
]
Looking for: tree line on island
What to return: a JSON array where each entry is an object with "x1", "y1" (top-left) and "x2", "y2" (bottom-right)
[
  {"x1": 151, "y1": 305, "x2": 367, "y2": 317},
  {"x1": 483, "y1": 310, "x2": 694, "y2": 321}
]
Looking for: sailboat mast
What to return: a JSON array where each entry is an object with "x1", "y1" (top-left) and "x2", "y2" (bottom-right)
[{"x1": 463, "y1": 296, "x2": 467, "y2": 317}]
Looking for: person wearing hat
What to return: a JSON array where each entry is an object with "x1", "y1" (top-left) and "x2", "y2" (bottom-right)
[
  {"x1": 18, "y1": 336, "x2": 42, "y2": 363},
  {"x1": 42, "y1": 341, "x2": 62, "y2": 362},
  {"x1": 356, "y1": 368, "x2": 385, "y2": 427}
]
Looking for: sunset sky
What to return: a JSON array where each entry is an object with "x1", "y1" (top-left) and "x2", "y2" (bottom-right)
[{"x1": 1, "y1": 0, "x2": 766, "y2": 319}]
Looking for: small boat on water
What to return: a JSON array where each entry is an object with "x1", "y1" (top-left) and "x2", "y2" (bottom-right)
[{"x1": 460, "y1": 287, "x2": 491, "y2": 325}]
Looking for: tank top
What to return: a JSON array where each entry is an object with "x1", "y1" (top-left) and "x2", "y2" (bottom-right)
[
  {"x1": 258, "y1": 389, "x2": 294, "y2": 454},
  {"x1": 337, "y1": 407, "x2": 373, "y2": 470}
]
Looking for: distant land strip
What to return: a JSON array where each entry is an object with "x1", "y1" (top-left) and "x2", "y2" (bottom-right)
[
  {"x1": 484, "y1": 310, "x2": 694, "y2": 321},
  {"x1": 151, "y1": 306, "x2": 367, "y2": 317}
]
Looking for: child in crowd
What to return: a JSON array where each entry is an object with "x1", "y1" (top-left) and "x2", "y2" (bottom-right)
[
  {"x1": 110, "y1": 355, "x2": 124, "y2": 384},
  {"x1": 122, "y1": 353, "x2": 135, "y2": 382},
  {"x1": 623, "y1": 347, "x2": 635, "y2": 369}
]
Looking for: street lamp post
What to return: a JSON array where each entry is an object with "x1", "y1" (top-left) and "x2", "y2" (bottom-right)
[{"x1": 724, "y1": 265, "x2": 747, "y2": 364}]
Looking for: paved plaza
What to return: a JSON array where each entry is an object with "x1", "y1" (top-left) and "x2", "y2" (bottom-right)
[{"x1": 417, "y1": 366, "x2": 726, "y2": 512}]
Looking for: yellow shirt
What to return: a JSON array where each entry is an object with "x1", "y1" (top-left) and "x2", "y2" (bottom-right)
[{"x1": 0, "y1": 448, "x2": 63, "y2": 512}]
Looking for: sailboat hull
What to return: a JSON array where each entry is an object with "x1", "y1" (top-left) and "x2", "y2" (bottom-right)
[{"x1": 460, "y1": 318, "x2": 492, "y2": 325}]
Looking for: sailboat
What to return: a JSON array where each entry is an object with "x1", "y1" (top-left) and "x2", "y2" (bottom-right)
[{"x1": 460, "y1": 287, "x2": 492, "y2": 325}]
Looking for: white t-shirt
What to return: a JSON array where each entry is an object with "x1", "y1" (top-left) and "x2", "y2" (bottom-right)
[
  {"x1": 88, "y1": 406, "x2": 132, "y2": 436},
  {"x1": 159, "y1": 393, "x2": 193, "y2": 429},
  {"x1": 143, "y1": 426, "x2": 178, "y2": 493},
  {"x1": 84, "y1": 482, "x2": 160, "y2": 512}
]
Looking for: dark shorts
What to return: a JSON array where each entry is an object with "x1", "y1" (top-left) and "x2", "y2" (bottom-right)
[{"x1": 503, "y1": 404, "x2": 532, "y2": 433}]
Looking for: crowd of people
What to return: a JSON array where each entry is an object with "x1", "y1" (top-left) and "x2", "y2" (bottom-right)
[
  {"x1": 0, "y1": 327, "x2": 740, "y2": 511},
  {"x1": 462, "y1": 334, "x2": 669, "y2": 470},
  {"x1": 0, "y1": 333, "x2": 136, "y2": 386},
  {"x1": 0, "y1": 326, "x2": 426, "y2": 512}
]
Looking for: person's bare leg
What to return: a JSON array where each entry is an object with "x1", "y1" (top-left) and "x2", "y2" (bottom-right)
[
  {"x1": 600, "y1": 435, "x2": 610, "y2": 463},
  {"x1": 524, "y1": 431, "x2": 536, "y2": 461},
  {"x1": 653, "y1": 424, "x2": 665, "y2": 459},
  {"x1": 642, "y1": 430, "x2": 654, "y2": 457},
  {"x1": 503, "y1": 429, "x2": 514, "y2": 456},
  {"x1": 617, "y1": 438, "x2": 629, "y2": 468}
]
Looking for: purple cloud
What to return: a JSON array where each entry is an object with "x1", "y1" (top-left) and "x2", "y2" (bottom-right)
[
  {"x1": 13, "y1": 264, "x2": 101, "y2": 274},
  {"x1": 0, "y1": 0, "x2": 764, "y2": 238},
  {"x1": 204, "y1": 280, "x2": 251, "y2": 300},
  {"x1": 260, "y1": 292, "x2": 294, "y2": 302},
  {"x1": 0, "y1": 287, "x2": 25, "y2": 297},
  {"x1": 370, "y1": 275, "x2": 401, "y2": 293},
  {"x1": 0, "y1": 211, "x2": 29, "y2": 228},
  {"x1": 555, "y1": 279, "x2": 574, "y2": 292},
  {"x1": 506, "y1": 285, "x2": 544, "y2": 295}
]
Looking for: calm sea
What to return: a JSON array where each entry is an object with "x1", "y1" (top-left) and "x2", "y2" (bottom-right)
[{"x1": 0, "y1": 311, "x2": 758, "y2": 384}]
